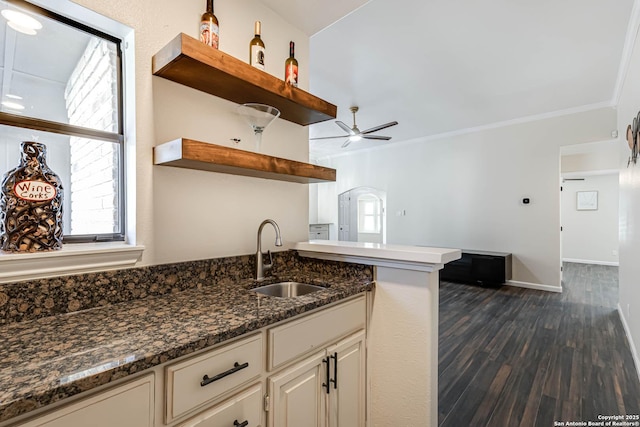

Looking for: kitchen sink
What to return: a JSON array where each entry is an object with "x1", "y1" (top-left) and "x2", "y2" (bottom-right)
[{"x1": 251, "y1": 282, "x2": 325, "y2": 297}]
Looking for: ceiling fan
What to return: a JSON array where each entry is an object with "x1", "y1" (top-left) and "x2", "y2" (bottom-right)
[{"x1": 310, "y1": 106, "x2": 398, "y2": 148}]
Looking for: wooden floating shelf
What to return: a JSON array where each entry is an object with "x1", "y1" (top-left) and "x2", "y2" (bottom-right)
[
  {"x1": 152, "y1": 33, "x2": 337, "y2": 126},
  {"x1": 154, "y1": 139, "x2": 336, "y2": 184}
]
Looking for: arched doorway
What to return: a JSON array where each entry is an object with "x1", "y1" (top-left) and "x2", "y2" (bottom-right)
[{"x1": 338, "y1": 187, "x2": 386, "y2": 243}]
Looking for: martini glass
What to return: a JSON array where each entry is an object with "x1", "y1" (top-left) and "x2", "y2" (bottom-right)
[{"x1": 237, "y1": 103, "x2": 281, "y2": 151}]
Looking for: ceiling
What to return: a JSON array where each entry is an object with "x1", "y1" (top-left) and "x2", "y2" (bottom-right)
[
  {"x1": 263, "y1": 0, "x2": 635, "y2": 159},
  {"x1": 260, "y1": 0, "x2": 370, "y2": 37}
]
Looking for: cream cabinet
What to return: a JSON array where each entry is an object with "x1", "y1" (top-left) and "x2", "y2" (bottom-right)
[
  {"x1": 309, "y1": 224, "x2": 330, "y2": 240},
  {"x1": 16, "y1": 375, "x2": 154, "y2": 427},
  {"x1": 267, "y1": 331, "x2": 366, "y2": 427},
  {"x1": 7, "y1": 294, "x2": 368, "y2": 427},
  {"x1": 265, "y1": 295, "x2": 367, "y2": 427},
  {"x1": 164, "y1": 294, "x2": 366, "y2": 427}
]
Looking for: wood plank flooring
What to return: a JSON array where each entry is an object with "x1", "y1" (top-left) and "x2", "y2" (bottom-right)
[{"x1": 439, "y1": 262, "x2": 640, "y2": 426}]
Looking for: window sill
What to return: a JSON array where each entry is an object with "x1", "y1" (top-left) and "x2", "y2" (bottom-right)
[{"x1": 0, "y1": 243, "x2": 145, "y2": 284}]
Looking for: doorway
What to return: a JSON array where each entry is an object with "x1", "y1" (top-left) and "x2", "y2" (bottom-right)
[
  {"x1": 338, "y1": 187, "x2": 387, "y2": 243},
  {"x1": 560, "y1": 141, "x2": 620, "y2": 269}
]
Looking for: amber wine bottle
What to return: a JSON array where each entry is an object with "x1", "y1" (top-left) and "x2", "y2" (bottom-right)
[
  {"x1": 284, "y1": 41, "x2": 298, "y2": 87},
  {"x1": 250, "y1": 21, "x2": 265, "y2": 70},
  {"x1": 199, "y1": 0, "x2": 219, "y2": 49}
]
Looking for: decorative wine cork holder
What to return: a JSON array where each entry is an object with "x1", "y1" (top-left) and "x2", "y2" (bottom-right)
[{"x1": 0, "y1": 141, "x2": 64, "y2": 252}]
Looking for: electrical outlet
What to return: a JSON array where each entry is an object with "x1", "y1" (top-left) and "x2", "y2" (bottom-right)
[{"x1": 613, "y1": 249, "x2": 618, "y2": 257}]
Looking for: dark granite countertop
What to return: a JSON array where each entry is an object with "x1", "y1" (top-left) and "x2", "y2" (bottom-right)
[{"x1": 0, "y1": 272, "x2": 373, "y2": 423}]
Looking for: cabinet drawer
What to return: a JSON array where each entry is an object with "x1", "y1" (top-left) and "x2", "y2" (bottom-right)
[
  {"x1": 178, "y1": 383, "x2": 262, "y2": 427},
  {"x1": 309, "y1": 231, "x2": 329, "y2": 240},
  {"x1": 166, "y1": 334, "x2": 262, "y2": 422},
  {"x1": 309, "y1": 224, "x2": 329, "y2": 232},
  {"x1": 268, "y1": 295, "x2": 366, "y2": 370}
]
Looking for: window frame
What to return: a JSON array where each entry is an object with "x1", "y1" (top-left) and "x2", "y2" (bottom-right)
[{"x1": 0, "y1": 0, "x2": 126, "y2": 243}]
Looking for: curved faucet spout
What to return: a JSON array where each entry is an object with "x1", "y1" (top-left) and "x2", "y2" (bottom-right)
[{"x1": 256, "y1": 219, "x2": 283, "y2": 281}]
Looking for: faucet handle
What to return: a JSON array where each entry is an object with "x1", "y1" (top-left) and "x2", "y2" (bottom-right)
[{"x1": 264, "y1": 250, "x2": 273, "y2": 268}]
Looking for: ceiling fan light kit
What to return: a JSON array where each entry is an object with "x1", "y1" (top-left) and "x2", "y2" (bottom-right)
[{"x1": 310, "y1": 106, "x2": 398, "y2": 148}]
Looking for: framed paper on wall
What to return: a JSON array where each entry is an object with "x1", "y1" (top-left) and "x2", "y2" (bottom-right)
[{"x1": 576, "y1": 191, "x2": 598, "y2": 211}]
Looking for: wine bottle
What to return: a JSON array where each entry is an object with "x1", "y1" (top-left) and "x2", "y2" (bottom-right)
[
  {"x1": 250, "y1": 21, "x2": 265, "y2": 70},
  {"x1": 284, "y1": 41, "x2": 298, "y2": 87},
  {"x1": 199, "y1": 0, "x2": 219, "y2": 49}
]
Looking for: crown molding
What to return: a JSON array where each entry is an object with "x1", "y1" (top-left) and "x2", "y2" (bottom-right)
[
  {"x1": 312, "y1": 102, "x2": 614, "y2": 162},
  {"x1": 613, "y1": 0, "x2": 640, "y2": 106}
]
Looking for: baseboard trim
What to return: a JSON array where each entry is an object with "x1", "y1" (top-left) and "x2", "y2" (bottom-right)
[
  {"x1": 506, "y1": 280, "x2": 563, "y2": 293},
  {"x1": 617, "y1": 303, "x2": 640, "y2": 383},
  {"x1": 562, "y1": 258, "x2": 619, "y2": 267}
]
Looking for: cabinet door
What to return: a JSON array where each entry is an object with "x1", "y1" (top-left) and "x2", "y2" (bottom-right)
[
  {"x1": 178, "y1": 383, "x2": 262, "y2": 427},
  {"x1": 18, "y1": 375, "x2": 154, "y2": 427},
  {"x1": 327, "y1": 331, "x2": 366, "y2": 427},
  {"x1": 268, "y1": 351, "x2": 326, "y2": 427}
]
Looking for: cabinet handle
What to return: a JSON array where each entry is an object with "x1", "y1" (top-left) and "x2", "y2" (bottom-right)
[
  {"x1": 322, "y1": 356, "x2": 331, "y2": 394},
  {"x1": 330, "y1": 352, "x2": 338, "y2": 389},
  {"x1": 233, "y1": 420, "x2": 249, "y2": 427},
  {"x1": 200, "y1": 362, "x2": 249, "y2": 387}
]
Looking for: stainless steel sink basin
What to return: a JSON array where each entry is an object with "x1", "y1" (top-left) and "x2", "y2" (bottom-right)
[{"x1": 251, "y1": 282, "x2": 325, "y2": 297}]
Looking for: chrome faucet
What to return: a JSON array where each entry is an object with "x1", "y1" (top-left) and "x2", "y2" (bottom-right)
[{"x1": 256, "y1": 219, "x2": 283, "y2": 281}]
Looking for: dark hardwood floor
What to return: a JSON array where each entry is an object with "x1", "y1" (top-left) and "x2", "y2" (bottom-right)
[{"x1": 439, "y1": 262, "x2": 640, "y2": 427}]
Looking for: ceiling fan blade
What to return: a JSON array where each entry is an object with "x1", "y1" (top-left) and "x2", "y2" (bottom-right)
[
  {"x1": 336, "y1": 121, "x2": 356, "y2": 135},
  {"x1": 361, "y1": 121, "x2": 398, "y2": 135},
  {"x1": 341, "y1": 138, "x2": 352, "y2": 148},
  {"x1": 309, "y1": 135, "x2": 350, "y2": 140},
  {"x1": 363, "y1": 135, "x2": 392, "y2": 141}
]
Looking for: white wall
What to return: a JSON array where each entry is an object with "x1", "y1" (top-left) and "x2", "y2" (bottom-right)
[
  {"x1": 560, "y1": 174, "x2": 619, "y2": 265},
  {"x1": 71, "y1": 0, "x2": 311, "y2": 265},
  {"x1": 616, "y1": 2, "x2": 640, "y2": 377},
  {"x1": 314, "y1": 107, "x2": 617, "y2": 289}
]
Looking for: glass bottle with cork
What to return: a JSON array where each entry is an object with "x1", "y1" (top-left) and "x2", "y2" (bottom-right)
[
  {"x1": 250, "y1": 21, "x2": 265, "y2": 70},
  {"x1": 1, "y1": 141, "x2": 63, "y2": 252},
  {"x1": 199, "y1": 0, "x2": 219, "y2": 49},
  {"x1": 285, "y1": 41, "x2": 298, "y2": 87}
]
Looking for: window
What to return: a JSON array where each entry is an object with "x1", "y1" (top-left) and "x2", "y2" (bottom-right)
[
  {"x1": 357, "y1": 194, "x2": 382, "y2": 234},
  {"x1": 0, "y1": 0, "x2": 124, "y2": 243}
]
